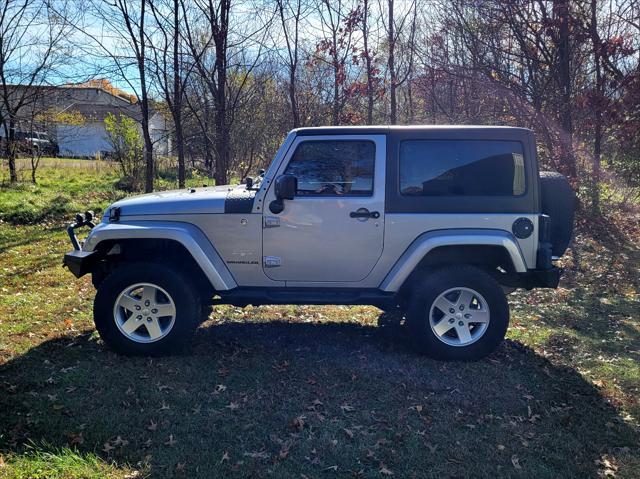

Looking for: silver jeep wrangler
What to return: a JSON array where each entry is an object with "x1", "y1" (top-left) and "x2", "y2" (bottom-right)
[{"x1": 63, "y1": 126, "x2": 574, "y2": 360}]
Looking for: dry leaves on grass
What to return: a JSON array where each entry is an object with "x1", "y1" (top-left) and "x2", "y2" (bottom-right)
[
  {"x1": 244, "y1": 450, "x2": 269, "y2": 460},
  {"x1": 291, "y1": 416, "x2": 306, "y2": 431},
  {"x1": 511, "y1": 455, "x2": 522, "y2": 470},
  {"x1": 340, "y1": 403, "x2": 355, "y2": 413},
  {"x1": 380, "y1": 464, "x2": 394, "y2": 475}
]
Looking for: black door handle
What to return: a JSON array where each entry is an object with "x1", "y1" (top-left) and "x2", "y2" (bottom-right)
[{"x1": 350, "y1": 209, "x2": 380, "y2": 219}]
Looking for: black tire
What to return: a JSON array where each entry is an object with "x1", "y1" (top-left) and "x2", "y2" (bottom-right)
[
  {"x1": 93, "y1": 262, "x2": 200, "y2": 356},
  {"x1": 406, "y1": 265, "x2": 509, "y2": 361},
  {"x1": 539, "y1": 171, "x2": 575, "y2": 256}
]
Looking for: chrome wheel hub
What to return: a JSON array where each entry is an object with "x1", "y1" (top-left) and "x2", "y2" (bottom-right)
[
  {"x1": 429, "y1": 287, "x2": 490, "y2": 347},
  {"x1": 113, "y1": 283, "x2": 176, "y2": 343}
]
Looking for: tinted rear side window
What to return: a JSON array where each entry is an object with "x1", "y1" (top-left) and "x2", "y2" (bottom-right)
[
  {"x1": 285, "y1": 140, "x2": 375, "y2": 196},
  {"x1": 400, "y1": 140, "x2": 525, "y2": 197}
]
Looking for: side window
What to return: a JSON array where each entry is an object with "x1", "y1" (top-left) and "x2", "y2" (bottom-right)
[
  {"x1": 284, "y1": 140, "x2": 375, "y2": 196},
  {"x1": 400, "y1": 140, "x2": 526, "y2": 196}
]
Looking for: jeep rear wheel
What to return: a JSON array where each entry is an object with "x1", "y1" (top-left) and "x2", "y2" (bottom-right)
[
  {"x1": 406, "y1": 265, "x2": 509, "y2": 360},
  {"x1": 94, "y1": 262, "x2": 200, "y2": 356}
]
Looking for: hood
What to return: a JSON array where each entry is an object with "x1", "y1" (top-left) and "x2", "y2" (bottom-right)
[{"x1": 106, "y1": 185, "x2": 252, "y2": 217}]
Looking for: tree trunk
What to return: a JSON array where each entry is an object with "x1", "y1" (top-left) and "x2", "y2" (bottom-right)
[
  {"x1": 278, "y1": 0, "x2": 300, "y2": 129},
  {"x1": 590, "y1": 0, "x2": 602, "y2": 212},
  {"x1": 7, "y1": 153, "x2": 17, "y2": 183},
  {"x1": 140, "y1": 91, "x2": 154, "y2": 193},
  {"x1": 289, "y1": 66, "x2": 299, "y2": 128},
  {"x1": 214, "y1": 11, "x2": 229, "y2": 186},
  {"x1": 5, "y1": 120, "x2": 18, "y2": 183},
  {"x1": 135, "y1": 0, "x2": 154, "y2": 193},
  {"x1": 174, "y1": 0, "x2": 185, "y2": 188},
  {"x1": 363, "y1": 0, "x2": 374, "y2": 125},
  {"x1": 388, "y1": 0, "x2": 396, "y2": 124},
  {"x1": 554, "y1": 0, "x2": 576, "y2": 179}
]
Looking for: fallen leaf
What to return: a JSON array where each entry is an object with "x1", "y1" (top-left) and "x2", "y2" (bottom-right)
[
  {"x1": 343, "y1": 428, "x2": 354, "y2": 439},
  {"x1": 244, "y1": 451, "x2": 269, "y2": 459},
  {"x1": 512, "y1": 455, "x2": 522, "y2": 470},
  {"x1": 220, "y1": 451, "x2": 230, "y2": 463},
  {"x1": 226, "y1": 401, "x2": 240, "y2": 410},
  {"x1": 380, "y1": 465, "x2": 394, "y2": 475},
  {"x1": 67, "y1": 432, "x2": 84, "y2": 445},
  {"x1": 113, "y1": 436, "x2": 129, "y2": 447},
  {"x1": 278, "y1": 446, "x2": 290, "y2": 459},
  {"x1": 291, "y1": 416, "x2": 305, "y2": 431},
  {"x1": 211, "y1": 384, "x2": 227, "y2": 396},
  {"x1": 147, "y1": 419, "x2": 158, "y2": 431},
  {"x1": 102, "y1": 443, "x2": 115, "y2": 453},
  {"x1": 164, "y1": 435, "x2": 176, "y2": 447},
  {"x1": 340, "y1": 404, "x2": 355, "y2": 413}
]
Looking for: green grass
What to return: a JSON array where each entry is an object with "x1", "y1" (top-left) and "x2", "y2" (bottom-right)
[
  {"x1": 0, "y1": 445, "x2": 140, "y2": 479},
  {"x1": 0, "y1": 158, "x2": 121, "y2": 225},
  {"x1": 0, "y1": 157, "x2": 222, "y2": 225},
  {"x1": 0, "y1": 164, "x2": 639, "y2": 478}
]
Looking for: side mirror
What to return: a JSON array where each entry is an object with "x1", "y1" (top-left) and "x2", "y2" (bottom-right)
[
  {"x1": 275, "y1": 174, "x2": 297, "y2": 200},
  {"x1": 270, "y1": 175, "x2": 297, "y2": 214}
]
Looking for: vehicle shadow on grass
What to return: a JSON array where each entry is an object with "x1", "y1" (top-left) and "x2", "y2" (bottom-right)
[{"x1": 0, "y1": 313, "x2": 638, "y2": 478}]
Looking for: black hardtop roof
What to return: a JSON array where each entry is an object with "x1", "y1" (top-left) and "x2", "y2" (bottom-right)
[{"x1": 293, "y1": 125, "x2": 533, "y2": 136}]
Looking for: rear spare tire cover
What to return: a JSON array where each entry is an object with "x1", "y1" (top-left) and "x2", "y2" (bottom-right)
[{"x1": 539, "y1": 171, "x2": 575, "y2": 256}]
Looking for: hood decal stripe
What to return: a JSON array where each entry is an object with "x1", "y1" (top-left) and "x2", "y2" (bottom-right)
[{"x1": 224, "y1": 188, "x2": 256, "y2": 214}]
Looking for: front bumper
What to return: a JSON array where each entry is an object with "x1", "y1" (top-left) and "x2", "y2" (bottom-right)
[
  {"x1": 62, "y1": 211, "x2": 97, "y2": 278},
  {"x1": 63, "y1": 250, "x2": 97, "y2": 278}
]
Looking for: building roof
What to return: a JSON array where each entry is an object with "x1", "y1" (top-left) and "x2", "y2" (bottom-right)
[
  {"x1": 1, "y1": 84, "x2": 148, "y2": 123},
  {"x1": 68, "y1": 102, "x2": 142, "y2": 122}
]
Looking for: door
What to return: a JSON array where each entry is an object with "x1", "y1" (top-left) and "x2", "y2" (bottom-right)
[{"x1": 262, "y1": 135, "x2": 386, "y2": 283}]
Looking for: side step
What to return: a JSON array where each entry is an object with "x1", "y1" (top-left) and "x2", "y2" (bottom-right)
[{"x1": 215, "y1": 287, "x2": 397, "y2": 308}]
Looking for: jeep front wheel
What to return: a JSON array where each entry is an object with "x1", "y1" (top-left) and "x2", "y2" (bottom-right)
[
  {"x1": 406, "y1": 265, "x2": 509, "y2": 360},
  {"x1": 93, "y1": 262, "x2": 200, "y2": 355}
]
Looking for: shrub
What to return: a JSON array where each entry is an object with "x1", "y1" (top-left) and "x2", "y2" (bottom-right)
[{"x1": 104, "y1": 113, "x2": 144, "y2": 191}]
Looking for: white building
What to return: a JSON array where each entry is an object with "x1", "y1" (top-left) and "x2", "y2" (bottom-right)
[{"x1": 0, "y1": 85, "x2": 171, "y2": 158}]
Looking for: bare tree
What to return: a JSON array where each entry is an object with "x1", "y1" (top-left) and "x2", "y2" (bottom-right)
[
  {"x1": 0, "y1": 0, "x2": 71, "y2": 183},
  {"x1": 314, "y1": 0, "x2": 360, "y2": 125},
  {"x1": 149, "y1": 0, "x2": 190, "y2": 188},
  {"x1": 552, "y1": 0, "x2": 576, "y2": 179},
  {"x1": 62, "y1": 0, "x2": 157, "y2": 191},
  {"x1": 181, "y1": 0, "x2": 232, "y2": 185},
  {"x1": 387, "y1": 0, "x2": 396, "y2": 124},
  {"x1": 361, "y1": 0, "x2": 381, "y2": 124},
  {"x1": 383, "y1": 0, "x2": 416, "y2": 124},
  {"x1": 276, "y1": 0, "x2": 306, "y2": 128}
]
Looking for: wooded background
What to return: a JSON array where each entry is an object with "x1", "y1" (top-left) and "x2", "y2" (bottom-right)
[{"x1": 1, "y1": 0, "x2": 639, "y2": 208}]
